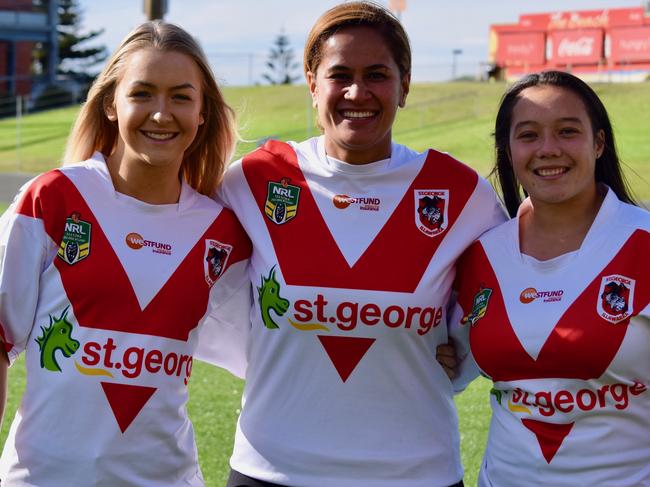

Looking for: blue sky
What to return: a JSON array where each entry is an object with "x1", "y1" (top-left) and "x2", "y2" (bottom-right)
[{"x1": 79, "y1": 0, "x2": 644, "y2": 85}]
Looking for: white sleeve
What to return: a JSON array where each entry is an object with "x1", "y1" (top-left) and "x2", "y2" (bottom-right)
[
  {"x1": 444, "y1": 177, "x2": 505, "y2": 392},
  {"x1": 194, "y1": 257, "x2": 252, "y2": 379},
  {"x1": 447, "y1": 298, "x2": 481, "y2": 393},
  {"x1": 475, "y1": 176, "x2": 508, "y2": 234},
  {"x1": 0, "y1": 199, "x2": 55, "y2": 363},
  {"x1": 214, "y1": 158, "x2": 243, "y2": 211}
]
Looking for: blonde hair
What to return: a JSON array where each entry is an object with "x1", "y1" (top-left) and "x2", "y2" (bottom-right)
[
  {"x1": 64, "y1": 21, "x2": 236, "y2": 196},
  {"x1": 304, "y1": 1, "x2": 411, "y2": 78}
]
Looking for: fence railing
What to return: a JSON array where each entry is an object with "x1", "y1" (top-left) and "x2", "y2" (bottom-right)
[{"x1": 0, "y1": 86, "x2": 88, "y2": 173}]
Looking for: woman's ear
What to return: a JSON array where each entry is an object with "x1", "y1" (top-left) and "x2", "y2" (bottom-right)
[
  {"x1": 595, "y1": 129, "x2": 605, "y2": 158},
  {"x1": 307, "y1": 71, "x2": 318, "y2": 108},
  {"x1": 399, "y1": 74, "x2": 410, "y2": 108},
  {"x1": 104, "y1": 97, "x2": 117, "y2": 122}
]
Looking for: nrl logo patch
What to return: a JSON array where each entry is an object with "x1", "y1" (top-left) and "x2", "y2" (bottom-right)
[
  {"x1": 57, "y1": 212, "x2": 91, "y2": 265},
  {"x1": 597, "y1": 274, "x2": 634, "y2": 324},
  {"x1": 461, "y1": 287, "x2": 492, "y2": 326},
  {"x1": 204, "y1": 239, "x2": 232, "y2": 287},
  {"x1": 414, "y1": 189, "x2": 448, "y2": 237},
  {"x1": 265, "y1": 178, "x2": 300, "y2": 225}
]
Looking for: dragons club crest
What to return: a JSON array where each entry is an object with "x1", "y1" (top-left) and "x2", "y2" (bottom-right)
[
  {"x1": 597, "y1": 274, "x2": 635, "y2": 324},
  {"x1": 414, "y1": 189, "x2": 449, "y2": 237},
  {"x1": 204, "y1": 239, "x2": 232, "y2": 287}
]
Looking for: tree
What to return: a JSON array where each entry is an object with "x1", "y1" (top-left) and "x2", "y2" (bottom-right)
[
  {"x1": 33, "y1": 0, "x2": 108, "y2": 81},
  {"x1": 262, "y1": 30, "x2": 300, "y2": 85}
]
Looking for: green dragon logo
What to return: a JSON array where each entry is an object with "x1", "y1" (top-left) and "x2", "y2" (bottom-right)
[
  {"x1": 35, "y1": 306, "x2": 80, "y2": 372},
  {"x1": 490, "y1": 387, "x2": 503, "y2": 405},
  {"x1": 258, "y1": 266, "x2": 289, "y2": 329}
]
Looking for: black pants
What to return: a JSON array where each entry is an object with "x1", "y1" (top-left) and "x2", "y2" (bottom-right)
[{"x1": 227, "y1": 469, "x2": 464, "y2": 487}]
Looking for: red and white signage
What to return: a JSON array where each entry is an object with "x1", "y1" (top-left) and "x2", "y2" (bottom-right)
[
  {"x1": 490, "y1": 6, "x2": 650, "y2": 80},
  {"x1": 549, "y1": 29, "x2": 603, "y2": 64},
  {"x1": 609, "y1": 26, "x2": 650, "y2": 63},
  {"x1": 496, "y1": 32, "x2": 546, "y2": 66}
]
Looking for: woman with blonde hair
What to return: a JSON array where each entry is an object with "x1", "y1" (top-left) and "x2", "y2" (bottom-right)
[{"x1": 0, "y1": 21, "x2": 250, "y2": 486}]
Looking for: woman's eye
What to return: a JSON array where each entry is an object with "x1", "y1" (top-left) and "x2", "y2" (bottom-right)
[
  {"x1": 368, "y1": 72, "x2": 387, "y2": 80},
  {"x1": 130, "y1": 91, "x2": 150, "y2": 98},
  {"x1": 559, "y1": 127, "x2": 579, "y2": 136},
  {"x1": 173, "y1": 94, "x2": 192, "y2": 101},
  {"x1": 517, "y1": 131, "x2": 536, "y2": 140}
]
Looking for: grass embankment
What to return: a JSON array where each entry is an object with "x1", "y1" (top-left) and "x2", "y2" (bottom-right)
[{"x1": 0, "y1": 82, "x2": 648, "y2": 198}]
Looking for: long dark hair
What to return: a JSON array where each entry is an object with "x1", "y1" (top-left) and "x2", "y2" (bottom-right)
[{"x1": 492, "y1": 70, "x2": 637, "y2": 217}]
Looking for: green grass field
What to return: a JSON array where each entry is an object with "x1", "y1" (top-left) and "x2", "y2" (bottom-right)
[
  {"x1": 1, "y1": 81, "x2": 647, "y2": 199},
  {"x1": 0, "y1": 81, "x2": 647, "y2": 486}
]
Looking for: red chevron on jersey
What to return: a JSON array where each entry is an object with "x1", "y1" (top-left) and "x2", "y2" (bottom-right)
[
  {"x1": 458, "y1": 230, "x2": 649, "y2": 382},
  {"x1": 521, "y1": 419, "x2": 575, "y2": 463},
  {"x1": 100, "y1": 381, "x2": 157, "y2": 433},
  {"x1": 15, "y1": 170, "x2": 250, "y2": 341},
  {"x1": 242, "y1": 141, "x2": 478, "y2": 293},
  {"x1": 317, "y1": 335, "x2": 375, "y2": 382}
]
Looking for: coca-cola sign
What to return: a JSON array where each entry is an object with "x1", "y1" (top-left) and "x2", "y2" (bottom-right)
[
  {"x1": 550, "y1": 30, "x2": 603, "y2": 64},
  {"x1": 558, "y1": 37, "x2": 595, "y2": 57}
]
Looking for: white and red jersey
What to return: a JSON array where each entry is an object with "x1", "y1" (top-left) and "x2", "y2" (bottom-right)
[
  {"x1": 0, "y1": 153, "x2": 251, "y2": 487},
  {"x1": 451, "y1": 189, "x2": 650, "y2": 487},
  {"x1": 218, "y1": 137, "x2": 505, "y2": 487}
]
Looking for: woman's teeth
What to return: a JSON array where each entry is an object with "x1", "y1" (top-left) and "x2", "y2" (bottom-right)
[
  {"x1": 144, "y1": 132, "x2": 175, "y2": 140},
  {"x1": 535, "y1": 167, "x2": 567, "y2": 177},
  {"x1": 342, "y1": 111, "x2": 374, "y2": 118}
]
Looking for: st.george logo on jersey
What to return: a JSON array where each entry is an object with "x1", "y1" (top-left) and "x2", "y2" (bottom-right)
[
  {"x1": 57, "y1": 212, "x2": 91, "y2": 265},
  {"x1": 414, "y1": 190, "x2": 448, "y2": 237},
  {"x1": 597, "y1": 274, "x2": 635, "y2": 324},
  {"x1": 204, "y1": 239, "x2": 232, "y2": 287},
  {"x1": 265, "y1": 178, "x2": 301, "y2": 225}
]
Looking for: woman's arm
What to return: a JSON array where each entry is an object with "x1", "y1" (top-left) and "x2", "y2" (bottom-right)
[{"x1": 0, "y1": 344, "x2": 9, "y2": 428}]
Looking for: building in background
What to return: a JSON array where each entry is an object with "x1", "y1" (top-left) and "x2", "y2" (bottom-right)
[
  {"x1": 489, "y1": 5, "x2": 650, "y2": 82},
  {"x1": 0, "y1": 0, "x2": 58, "y2": 96}
]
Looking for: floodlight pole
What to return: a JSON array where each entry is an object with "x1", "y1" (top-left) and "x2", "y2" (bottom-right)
[
  {"x1": 452, "y1": 49, "x2": 463, "y2": 80},
  {"x1": 144, "y1": 0, "x2": 167, "y2": 20}
]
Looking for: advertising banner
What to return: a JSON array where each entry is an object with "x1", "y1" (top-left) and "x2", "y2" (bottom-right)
[
  {"x1": 610, "y1": 26, "x2": 650, "y2": 63},
  {"x1": 548, "y1": 29, "x2": 603, "y2": 64},
  {"x1": 496, "y1": 32, "x2": 546, "y2": 66}
]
